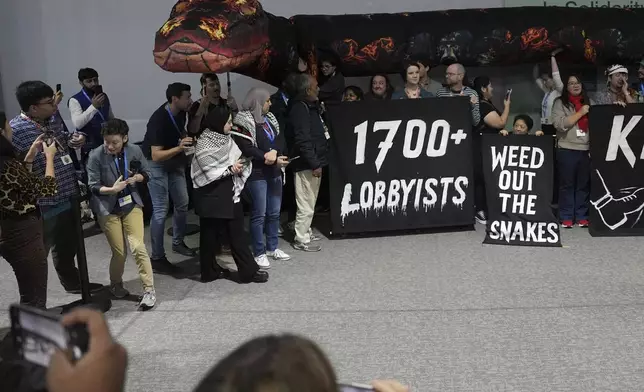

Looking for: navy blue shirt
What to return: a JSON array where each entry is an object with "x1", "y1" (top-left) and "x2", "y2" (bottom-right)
[{"x1": 234, "y1": 119, "x2": 286, "y2": 182}]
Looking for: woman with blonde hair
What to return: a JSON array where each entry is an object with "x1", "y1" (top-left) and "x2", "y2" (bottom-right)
[{"x1": 232, "y1": 88, "x2": 290, "y2": 270}]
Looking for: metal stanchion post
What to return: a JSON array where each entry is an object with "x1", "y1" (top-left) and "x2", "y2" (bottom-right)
[{"x1": 61, "y1": 200, "x2": 112, "y2": 313}]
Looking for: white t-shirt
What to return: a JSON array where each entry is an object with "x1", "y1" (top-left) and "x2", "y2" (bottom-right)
[{"x1": 536, "y1": 71, "x2": 564, "y2": 125}]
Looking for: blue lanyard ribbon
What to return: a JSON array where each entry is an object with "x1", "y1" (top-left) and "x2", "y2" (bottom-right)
[
  {"x1": 114, "y1": 148, "x2": 128, "y2": 180},
  {"x1": 166, "y1": 105, "x2": 183, "y2": 137},
  {"x1": 263, "y1": 118, "x2": 275, "y2": 142},
  {"x1": 542, "y1": 91, "x2": 552, "y2": 117},
  {"x1": 82, "y1": 90, "x2": 106, "y2": 122},
  {"x1": 281, "y1": 92, "x2": 288, "y2": 105}
]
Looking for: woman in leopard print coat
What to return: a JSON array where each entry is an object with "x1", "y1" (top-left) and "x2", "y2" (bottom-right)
[{"x1": 0, "y1": 112, "x2": 58, "y2": 308}]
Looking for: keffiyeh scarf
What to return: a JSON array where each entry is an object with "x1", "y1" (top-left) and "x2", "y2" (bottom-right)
[
  {"x1": 231, "y1": 110, "x2": 280, "y2": 143},
  {"x1": 191, "y1": 129, "x2": 252, "y2": 202}
]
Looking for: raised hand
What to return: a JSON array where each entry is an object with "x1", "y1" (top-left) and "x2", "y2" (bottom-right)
[
  {"x1": 43, "y1": 141, "x2": 58, "y2": 159},
  {"x1": 92, "y1": 94, "x2": 106, "y2": 108},
  {"x1": 47, "y1": 308, "x2": 127, "y2": 392}
]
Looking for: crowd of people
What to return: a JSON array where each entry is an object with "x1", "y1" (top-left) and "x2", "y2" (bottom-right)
[
  {"x1": 1, "y1": 49, "x2": 642, "y2": 313},
  {"x1": 322, "y1": 51, "x2": 642, "y2": 229}
]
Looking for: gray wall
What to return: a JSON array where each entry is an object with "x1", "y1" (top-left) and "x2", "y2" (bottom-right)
[{"x1": 0, "y1": 0, "x2": 613, "y2": 141}]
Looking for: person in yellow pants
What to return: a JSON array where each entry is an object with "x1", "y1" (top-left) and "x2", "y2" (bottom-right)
[{"x1": 86, "y1": 118, "x2": 156, "y2": 310}]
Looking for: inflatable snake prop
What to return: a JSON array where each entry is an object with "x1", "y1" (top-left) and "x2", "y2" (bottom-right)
[{"x1": 153, "y1": 0, "x2": 644, "y2": 86}]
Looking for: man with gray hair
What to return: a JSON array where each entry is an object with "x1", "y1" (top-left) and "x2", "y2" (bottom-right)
[{"x1": 284, "y1": 73, "x2": 329, "y2": 252}]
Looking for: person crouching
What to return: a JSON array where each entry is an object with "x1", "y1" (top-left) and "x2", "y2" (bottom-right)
[{"x1": 86, "y1": 119, "x2": 156, "y2": 310}]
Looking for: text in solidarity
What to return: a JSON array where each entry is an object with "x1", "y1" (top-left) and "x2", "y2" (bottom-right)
[
  {"x1": 487, "y1": 145, "x2": 560, "y2": 243},
  {"x1": 340, "y1": 176, "x2": 469, "y2": 222}
]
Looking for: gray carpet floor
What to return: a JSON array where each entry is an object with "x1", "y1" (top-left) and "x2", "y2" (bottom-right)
[{"x1": 1, "y1": 213, "x2": 643, "y2": 392}]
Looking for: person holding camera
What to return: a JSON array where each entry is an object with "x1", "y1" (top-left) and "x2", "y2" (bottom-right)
[
  {"x1": 10, "y1": 81, "x2": 104, "y2": 295},
  {"x1": 0, "y1": 112, "x2": 58, "y2": 308},
  {"x1": 86, "y1": 119, "x2": 156, "y2": 310},
  {"x1": 141, "y1": 83, "x2": 197, "y2": 275}
]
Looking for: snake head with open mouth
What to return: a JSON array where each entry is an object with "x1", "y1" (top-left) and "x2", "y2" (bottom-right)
[{"x1": 154, "y1": 0, "x2": 270, "y2": 73}]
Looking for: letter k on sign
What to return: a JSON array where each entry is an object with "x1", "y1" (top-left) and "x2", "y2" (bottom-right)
[{"x1": 606, "y1": 115, "x2": 643, "y2": 168}]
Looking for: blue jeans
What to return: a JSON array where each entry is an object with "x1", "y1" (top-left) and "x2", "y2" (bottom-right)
[
  {"x1": 247, "y1": 176, "x2": 283, "y2": 256},
  {"x1": 557, "y1": 148, "x2": 590, "y2": 221},
  {"x1": 147, "y1": 163, "x2": 189, "y2": 259}
]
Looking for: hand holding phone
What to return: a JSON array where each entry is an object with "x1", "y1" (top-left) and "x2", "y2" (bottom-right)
[
  {"x1": 10, "y1": 304, "x2": 89, "y2": 368},
  {"x1": 46, "y1": 308, "x2": 127, "y2": 392},
  {"x1": 504, "y1": 88, "x2": 512, "y2": 101},
  {"x1": 56, "y1": 84, "x2": 62, "y2": 93}
]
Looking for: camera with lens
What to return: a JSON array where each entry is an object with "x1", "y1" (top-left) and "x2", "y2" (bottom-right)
[{"x1": 42, "y1": 130, "x2": 56, "y2": 146}]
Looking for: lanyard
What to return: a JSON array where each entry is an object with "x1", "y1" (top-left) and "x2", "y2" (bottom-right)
[
  {"x1": 263, "y1": 118, "x2": 275, "y2": 142},
  {"x1": 281, "y1": 92, "x2": 288, "y2": 105},
  {"x1": 639, "y1": 82, "x2": 644, "y2": 96},
  {"x1": 166, "y1": 105, "x2": 183, "y2": 137},
  {"x1": 542, "y1": 91, "x2": 552, "y2": 116},
  {"x1": 82, "y1": 90, "x2": 106, "y2": 122},
  {"x1": 114, "y1": 149, "x2": 128, "y2": 180}
]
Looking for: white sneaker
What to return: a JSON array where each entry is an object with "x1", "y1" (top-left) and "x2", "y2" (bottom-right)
[
  {"x1": 254, "y1": 254, "x2": 271, "y2": 269},
  {"x1": 139, "y1": 290, "x2": 156, "y2": 310},
  {"x1": 267, "y1": 249, "x2": 291, "y2": 261}
]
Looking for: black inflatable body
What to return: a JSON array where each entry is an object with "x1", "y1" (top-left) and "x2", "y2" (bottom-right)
[{"x1": 153, "y1": 0, "x2": 644, "y2": 85}]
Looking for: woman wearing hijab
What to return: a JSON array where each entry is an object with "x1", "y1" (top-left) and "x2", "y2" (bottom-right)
[
  {"x1": 191, "y1": 106, "x2": 269, "y2": 284},
  {"x1": 232, "y1": 88, "x2": 290, "y2": 270},
  {"x1": 0, "y1": 111, "x2": 58, "y2": 308}
]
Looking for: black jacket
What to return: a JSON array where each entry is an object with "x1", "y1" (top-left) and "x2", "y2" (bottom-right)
[
  {"x1": 319, "y1": 73, "x2": 345, "y2": 103},
  {"x1": 284, "y1": 99, "x2": 329, "y2": 172},
  {"x1": 193, "y1": 176, "x2": 235, "y2": 219},
  {"x1": 232, "y1": 111, "x2": 286, "y2": 181},
  {"x1": 270, "y1": 90, "x2": 290, "y2": 133}
]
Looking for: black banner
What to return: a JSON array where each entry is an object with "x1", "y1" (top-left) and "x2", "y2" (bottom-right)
[
  {"x1": 325, "y1": 97, "x2": 474, "y2": 234},
  {"x1": 481, "y1": 135, "x2": 561, "y2": 247},
  {"x1": 589, "y1": 104, "x2": 644, "y2": 236}
]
